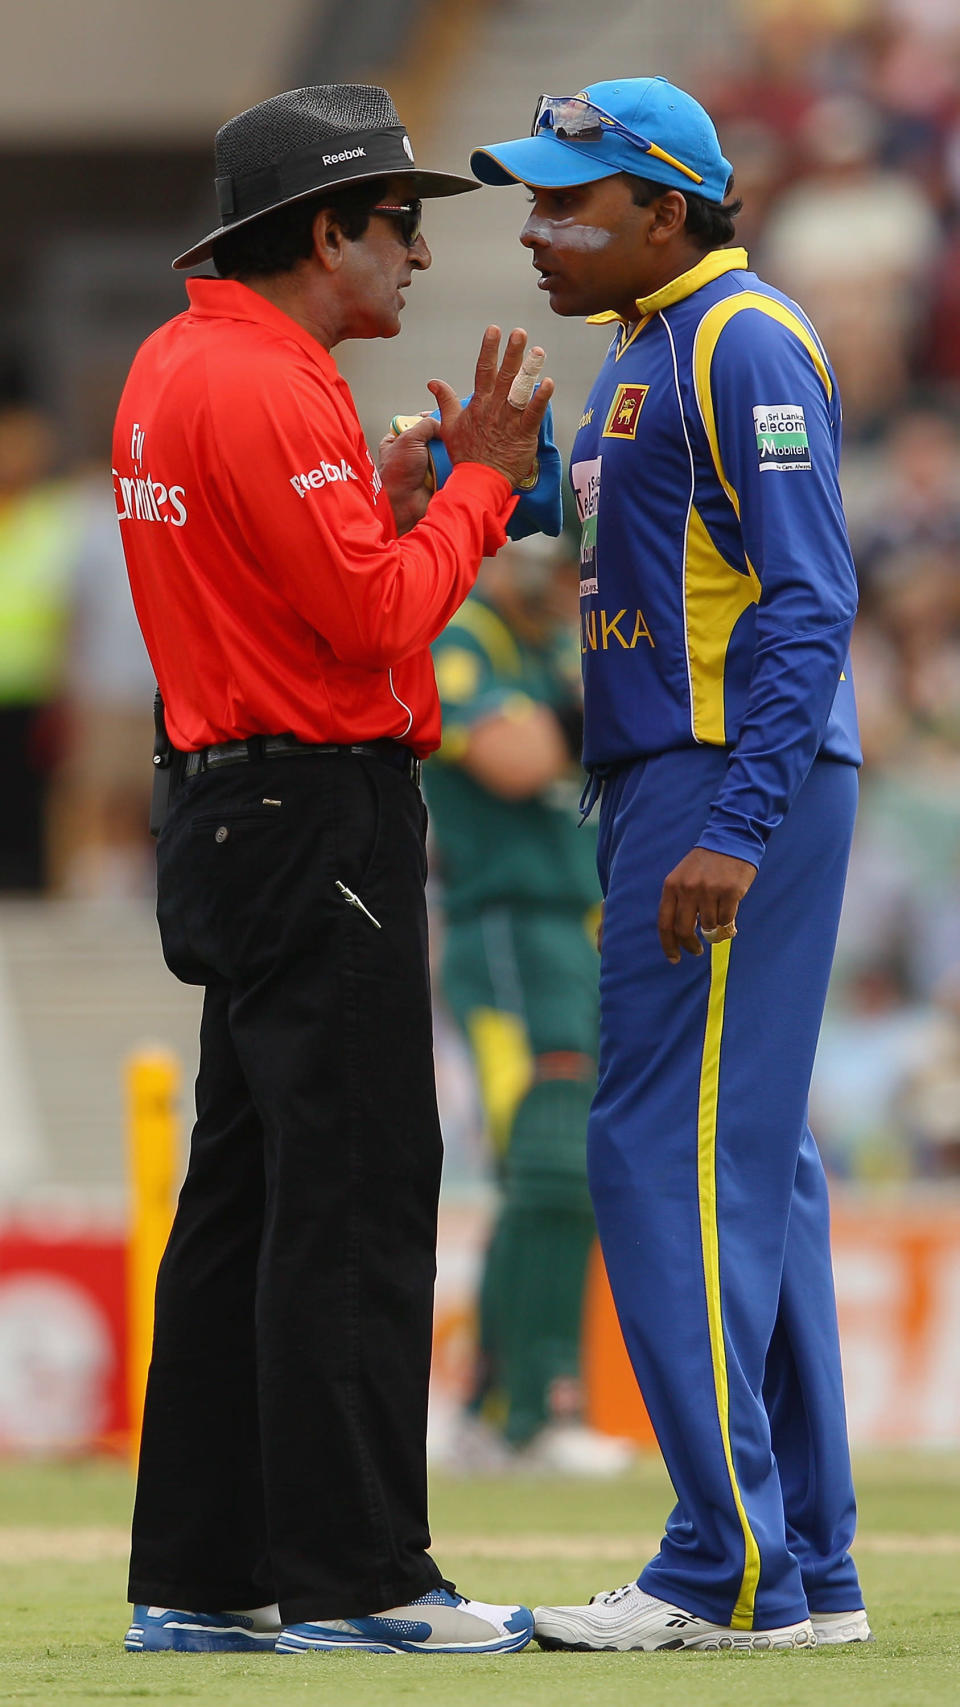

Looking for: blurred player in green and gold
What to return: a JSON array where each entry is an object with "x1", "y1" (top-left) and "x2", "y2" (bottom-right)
[{"x1": 428, "y1": 531, "x2": 631, "y2": 1476}]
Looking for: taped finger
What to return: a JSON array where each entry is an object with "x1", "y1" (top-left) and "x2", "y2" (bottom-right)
[
  {"x1": 507, "y1": 346, "x2": 545, "y2": 410},
  {"x1": 701, "y1": 920, "x2": 737, "y2": 945}
]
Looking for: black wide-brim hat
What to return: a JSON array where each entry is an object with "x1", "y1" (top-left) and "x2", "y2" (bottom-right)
[{"x1": 173, "y1": 83, "x2": 478, "y2": 270}]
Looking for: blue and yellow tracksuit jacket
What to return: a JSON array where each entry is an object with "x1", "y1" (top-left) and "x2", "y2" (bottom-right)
[{"x1": 570, "y1": 247, "x2": 861, "y2": 866}]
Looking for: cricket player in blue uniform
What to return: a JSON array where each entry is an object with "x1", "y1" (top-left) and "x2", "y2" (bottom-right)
[{"x1": 470, "y1": 77, "x2": 872, "y2": 1651}]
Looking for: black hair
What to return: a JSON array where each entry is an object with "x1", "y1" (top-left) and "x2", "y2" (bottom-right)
[
  {"x1": 212, "y1": 179, "x2": 387, "y2": 278},
  {"x1": 624, "y1": 173, "x2": 743, "y2": 249}
]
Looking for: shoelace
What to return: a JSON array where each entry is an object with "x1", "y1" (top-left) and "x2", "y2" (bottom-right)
[{"x1": 592, "y1": 1582, "x2": 640, "y2": 1607}]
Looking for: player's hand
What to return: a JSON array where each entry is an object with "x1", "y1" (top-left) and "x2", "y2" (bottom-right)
[
  {"x1": 427, "y1": 326, "x2": 554, "y2": 489},
  {"x1": 657, "y1": 848, "x2": 757, "y2": 965},
  {"x1": 378, "y1": 414, "x2": 439, "y2": 535}
]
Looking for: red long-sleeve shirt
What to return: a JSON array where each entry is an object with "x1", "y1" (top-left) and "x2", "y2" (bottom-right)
[{"x1": 112, "y1": 278, "x2": 515, "y2": 756}]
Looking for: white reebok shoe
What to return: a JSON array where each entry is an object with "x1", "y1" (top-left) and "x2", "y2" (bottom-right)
[
  {"x1": 810, "y1": 1608, "x2": 873, "y2": 1644},
  {"x1": 276, "y1": 1588, "x2": 534, "y2": 1654},
  {"x1": 533, "y1": 1581, "x2": 816, "y2": 1652}
]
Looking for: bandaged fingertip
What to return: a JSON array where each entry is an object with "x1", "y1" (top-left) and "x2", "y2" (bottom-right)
[{"x1": 507, "y1": 347, "x2": 545, "y2": 409}]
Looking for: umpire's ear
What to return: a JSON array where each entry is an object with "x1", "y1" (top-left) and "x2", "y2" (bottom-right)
[{"x1": 312, "y1": 208, "x2": 348, "y2": 273}]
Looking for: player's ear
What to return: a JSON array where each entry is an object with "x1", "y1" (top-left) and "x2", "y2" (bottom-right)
[
  {"x1": 312, "y1": 208, "x2": 346, "y2": 273},
  {"x1": 647, "y1": 191, "x2": 688, "y2": 246}
]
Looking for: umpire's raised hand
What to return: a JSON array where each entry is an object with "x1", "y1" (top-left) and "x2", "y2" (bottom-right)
[{"x1": 428, "y1": 326, "x2": 554, "y2": 489}]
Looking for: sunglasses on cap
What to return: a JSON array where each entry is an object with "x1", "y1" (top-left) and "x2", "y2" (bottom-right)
[
  {"x1": 372, "y1": 199, "x2": 423, "y2": 246},
  {"x1": 531, "y1": 95, "x2": 704, "y2": 187}
]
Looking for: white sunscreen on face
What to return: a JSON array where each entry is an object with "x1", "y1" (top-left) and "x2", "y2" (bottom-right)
[{"x1": 524, "y1": 217, "x2": 613, "y2": 250}]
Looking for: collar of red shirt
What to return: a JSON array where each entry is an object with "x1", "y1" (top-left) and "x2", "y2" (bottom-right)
[{"x1": 186, "y1": 277, "x2": 339, "y2": 377}]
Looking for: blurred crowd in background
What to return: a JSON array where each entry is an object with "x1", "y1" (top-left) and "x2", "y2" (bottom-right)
[
  {"x1": 2, "y1": 0, "x2": 960, "y2": 1185},
  {"x1": 693, "y1": 0, "x2": 960, "y2": 1183}
]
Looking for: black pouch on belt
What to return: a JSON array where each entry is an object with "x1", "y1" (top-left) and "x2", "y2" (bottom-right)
[{"x1": 149, "y1": 688, "x2": 173, "y2": 837}]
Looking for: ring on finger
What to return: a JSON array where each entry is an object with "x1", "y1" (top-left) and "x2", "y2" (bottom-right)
[{"x1": 701, "y1": 920, "x2": 737, "y2": 945}]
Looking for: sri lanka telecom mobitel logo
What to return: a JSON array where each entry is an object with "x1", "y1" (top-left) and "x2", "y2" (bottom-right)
[
  {"x1": 753, "y1": 404, "x2": 811, "y2": 472},
  {"x1": 113, "y1": 423, "x2": 188, "y2": 525}
]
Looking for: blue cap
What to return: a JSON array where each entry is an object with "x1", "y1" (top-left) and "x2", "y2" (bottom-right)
[{"x1": 470, "y1": 77, "x2": 732, "y2": 204}]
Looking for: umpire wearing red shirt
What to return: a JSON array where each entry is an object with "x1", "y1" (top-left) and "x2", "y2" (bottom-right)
[{"x1": 114, "y1": 84, "x2": 552, "y2": 1658}]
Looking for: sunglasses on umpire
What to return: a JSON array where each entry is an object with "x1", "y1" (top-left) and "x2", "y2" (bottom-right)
[
  {"x1": 531, "y1": 95, "x2": 704, "y2": 187},
  {"x1": 372, "y1": 199, "x2": 423, "y2": 246}
]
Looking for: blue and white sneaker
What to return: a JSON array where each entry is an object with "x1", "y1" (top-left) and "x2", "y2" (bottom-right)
[
  {"x1": 276, "y1": 1588, "x2": 534, "y2": 1654},
  {"x1": 125, "y1": 1603, "x2": 281, "y2": 1652}
]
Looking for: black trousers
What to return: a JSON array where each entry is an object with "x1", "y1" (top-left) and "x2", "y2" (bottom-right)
[{"x1": 128, "y1": 749, "x2": 447, "y2": 1624}]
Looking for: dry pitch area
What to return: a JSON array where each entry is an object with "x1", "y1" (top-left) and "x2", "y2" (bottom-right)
[{"x1": 0, "y1": 1451, "x2": 957, "y2": 1706}]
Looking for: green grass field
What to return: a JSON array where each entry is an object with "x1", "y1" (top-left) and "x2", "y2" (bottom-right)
[{"x1": 0, "y1": 1452, "x2": 958, "y2": 1705}]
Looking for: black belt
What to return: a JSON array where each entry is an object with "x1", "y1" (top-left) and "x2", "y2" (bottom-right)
[{"x1": 183, "y1": 735, "x2": 421, "y2": 786}]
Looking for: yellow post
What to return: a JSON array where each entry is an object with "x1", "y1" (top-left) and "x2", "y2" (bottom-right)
[{"x1": 126, "y1": 1047, "x2": 180, "y2": 1466}]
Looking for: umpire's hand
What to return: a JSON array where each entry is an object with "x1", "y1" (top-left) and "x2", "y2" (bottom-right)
[{"x1": 428, "y1": 326, "x2": 554, "y2": 490}]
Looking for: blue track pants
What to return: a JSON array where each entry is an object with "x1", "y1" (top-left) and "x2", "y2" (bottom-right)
[{"x1": 590, "y1": 749, "x2": 863, "y2": 1630}]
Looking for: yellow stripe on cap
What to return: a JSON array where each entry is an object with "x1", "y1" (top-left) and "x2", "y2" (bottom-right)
[
  {"x1": 644, "y1": 139, "x2": 704, "y2": 184},
  {"x1": 697, "y1": 938, "x2": 762, "y2": 1628}
]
